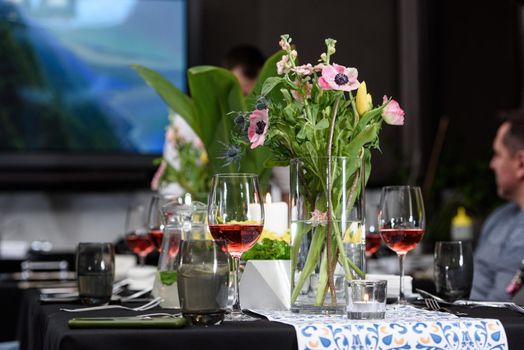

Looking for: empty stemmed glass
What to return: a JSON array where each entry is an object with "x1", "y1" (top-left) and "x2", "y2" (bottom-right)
[
  {"x1": 208, "y1": 173, "x2": 264, "y2": 320},
  {"x1": 378, "y1": 186, "x2": 425, "y2": 304}
]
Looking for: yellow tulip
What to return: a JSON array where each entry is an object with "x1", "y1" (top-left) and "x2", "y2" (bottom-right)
[
  {"x1": 356, "y1": 81, "x2": 372, "y2": 117},
  {"x1": 199, "y1": 150, "x2": 208, "y2": 164}
]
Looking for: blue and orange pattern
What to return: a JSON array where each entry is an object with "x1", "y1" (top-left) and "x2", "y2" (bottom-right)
[{"x1": 256, "y1": 305, "x2": 508, "y2": 350}]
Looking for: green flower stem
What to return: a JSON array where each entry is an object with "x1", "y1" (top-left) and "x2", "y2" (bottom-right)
[
  {"x1": 349, "y1": 91, "x2": 358, "y2": 125},
  {"x1": 316, "y1": 236, "x2": 341, "y2": 306},
  {"x1": 291, "y1": 225, "x2": 326, "y2": 304},
  {"x1": 325, "y1": 97, "x2": 341, "y2": 305},
  {"x1": 333, "y1": 221, "x2": 365, "y2": 279},
  {"x1": 290, "y1": 222, "x2": 308, "y2": 285},
  {"x1": 315, "y1": 247, "x2": 329, "y2": 306}
]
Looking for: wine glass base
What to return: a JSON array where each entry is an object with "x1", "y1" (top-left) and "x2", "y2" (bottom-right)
[{"x1": 224, "y1": 310, "x2": 259, "y2": 322}]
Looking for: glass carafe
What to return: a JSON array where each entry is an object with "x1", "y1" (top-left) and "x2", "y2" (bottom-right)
[{"x1": 152, "y1": 200, "x2": 208, "y2": 307}]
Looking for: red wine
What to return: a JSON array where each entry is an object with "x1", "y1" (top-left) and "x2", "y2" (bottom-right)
[
  {"x1": 148, "y1": 228, "x2": 164, "y2": 251},
  {"x1": 380, "y1": 228, "x2": 424, "y2": 254},
  {"x1": 126, "y1": 234, "x2": 154, "y2": 256},
  {"x1": 208, "y1": 224, "x2": 263, "y2": 256},
  {"x1": 167, "y1": 233, "x2": 181, "y2": 258},
  {"x1": 365, "y1": 234, "x2": 382, "y2": 256}
]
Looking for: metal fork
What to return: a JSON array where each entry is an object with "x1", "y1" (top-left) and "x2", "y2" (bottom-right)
[
  {"x1": 424, "y1": 298, "x2": 467, "y2": 316},
  {"x1": 60, "y1": 297, "x2": 162, "y2": 313},
  {"x1": 424, "y1": 298, "x2": 441, "y2": 311},
  {"x1": 506, "y1": 303, "x2": 524, "y2": 315}
]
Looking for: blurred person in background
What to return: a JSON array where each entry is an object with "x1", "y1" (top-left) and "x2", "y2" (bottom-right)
[
  {"x1": 223, "y1": 44, "x2": 265, "y2": 96},
  {"x1": 470, "y1": 112, "x2": 524, "y2": 301}
]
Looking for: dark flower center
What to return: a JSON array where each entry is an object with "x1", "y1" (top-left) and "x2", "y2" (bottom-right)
[
  {"x1": 255, "y1": 96, "x2": 268, "y2": 110},
  {"x1": 255, "y1": 121, "x2": 266, "y2": 135},
  {"x1": 334, "y1": 73, "x2": 349, "y2": 86},
  {"x1": 234, "y1": 114, "x2": 245, "y2": 126},
  {"x1": 226, "y1": 147, "x2": 239, "y2": 158}
]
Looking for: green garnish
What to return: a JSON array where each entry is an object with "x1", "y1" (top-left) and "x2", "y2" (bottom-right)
[
  {"x1": 159, "y1": 271, "x2": 177, "y2": 285},
  {"x1": 242, "y1": 238, "x2": 290, "y2": 261}
]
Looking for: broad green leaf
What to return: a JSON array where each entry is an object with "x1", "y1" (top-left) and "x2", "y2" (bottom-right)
[
  {"x1": 264, "y1": 159, "x2": 289, "y2": 167},
  {"x1": 355, "y1": 106, "x2": 384, "y2": 134},
  {"x1": 344, "y1": 123, "x2": 379, "y2": 158},
  {"x1": 261, "y1": 77, "x2": 283, "y2": 96},
  {"x1": 247, "y1": 51, "x2": 285, "y2": 108},
  {"x1": 187, "y1": 66, "x2": 245, "y2": 173},
  {"x1": 131, "y1": 64, "x2": 200, "y2": 138},
  {"x1": 315, "y1": 118, "x2": 329, "y2": 130}
]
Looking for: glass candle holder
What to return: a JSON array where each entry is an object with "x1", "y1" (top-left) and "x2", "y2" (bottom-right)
[{"x1": 346, "y1": 280, "x2": 387, "y2": 320}]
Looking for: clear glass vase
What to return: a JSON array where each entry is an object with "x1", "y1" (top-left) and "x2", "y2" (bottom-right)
[{"x1": 290, "y1": 156, "x2": 366, "y2": 313}]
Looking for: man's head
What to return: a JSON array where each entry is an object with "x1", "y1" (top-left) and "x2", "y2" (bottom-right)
[
  {"x1": 223, "y1": 45, "x2": 265, "y2": 96},
  {"x1": 490, "y1": 113, "x2": 524, "y2": 202}
]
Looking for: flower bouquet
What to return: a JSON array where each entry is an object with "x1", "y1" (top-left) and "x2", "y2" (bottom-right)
[{"x1": 229, "y1": 35, "x2": 404, "y2": 312}]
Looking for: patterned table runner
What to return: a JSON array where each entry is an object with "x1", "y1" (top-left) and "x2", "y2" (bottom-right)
[{"x1": 253, "y1": 305, "x2": 507, "y2": 350}]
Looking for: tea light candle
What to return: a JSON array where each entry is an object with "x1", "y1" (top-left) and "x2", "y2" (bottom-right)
[
  {"x1": 350, "y1": 294, "x2": 381, "y2": 312},
  {"x1": 263, "y1": 193, "x2": 288, "y2": 236},
  {"x1": 347, "y1": 280, "x2": 387, "y2": 320},
  {"x1": 248, "y1": 194, "x2": 289, "y2": 236}
]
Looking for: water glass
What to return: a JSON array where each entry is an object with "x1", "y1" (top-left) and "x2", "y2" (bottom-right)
[
  {"x1": 177, "y1": 240, "x2": 230, "y2": 325},
  {"x1": 76, "y1": 243, "x2": 115, "y2": 306},
  {"x1": 347, "y1": 280, "x2": 387, "y2": 320},
  {"x1": 434, "y1": 241, "x2": 473, "y2": 301}
]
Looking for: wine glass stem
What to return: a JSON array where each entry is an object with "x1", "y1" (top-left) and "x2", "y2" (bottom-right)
[
  {"x1": 398, "y1": 253, "x2": 406, "y2": 304},
  {"x1": 139, "y1": 254, "x2": 146, "y2": 267},
  {"x1": 231, "y1": 255, "x2": 242, "y2": 315}
]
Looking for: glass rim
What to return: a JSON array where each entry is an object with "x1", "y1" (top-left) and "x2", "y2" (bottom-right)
[
  {"x1": 349, "y1": 279, "x2": 387, "y2": 286},
  {"x1": 291, "y1": 156, "x2": 363, "y2": 162},
  {"x1": 381, "y1": 185, "x2": 422, "y2": 191},
  {"x1": 435, "y1": 240, "x2": 470, "y2": 246},
  {"x1": 212, "y1": 173, "x2": 258, "y2": 178},
  {"x1": 77, "y1": 242, "x2": 113, "y2": 246}
]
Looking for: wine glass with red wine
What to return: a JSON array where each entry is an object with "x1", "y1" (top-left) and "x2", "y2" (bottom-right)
[
  {"x1": 378, "y1": 186, "x2": 425, "y2": 304},
  {"x1": 365, "y1": 232, "x2": 382, "y2": 257},
  {"x1": 208, "y1": 173, "x2": 264, "y2": 320},
  {"x1": 147, "y1": 194, "x2": 166, "y2": 252},
  {"x1": 124, "y1": 205, "x2": 154, "y2": 266}
]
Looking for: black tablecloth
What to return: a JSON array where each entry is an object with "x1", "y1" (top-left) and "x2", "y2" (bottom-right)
[
  {"x1": 0, "y1": 281, "x2": 24, "y2": 341},
  {"x1": 18, "y1": 290, "x2": 296, "y2": 350},
  {"x1": 17, "y1": 290, "x2": 524, "y2": 350}
]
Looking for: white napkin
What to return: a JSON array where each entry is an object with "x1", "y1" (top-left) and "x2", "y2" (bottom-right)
[
  {"x1": 126, "y1": 266, "x2": 156, "y2": 291},
  {"x1": 366, "y1": 273, "x2": 414, "y2": 298},
  {"x1": 115, "y1": 254, "x2": 136, "y2": 281}
]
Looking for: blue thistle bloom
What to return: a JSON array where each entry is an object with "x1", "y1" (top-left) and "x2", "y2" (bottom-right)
[
  {"x1": 218, "y1": 143, "x2": 243, "y2": 169},
  {"x1": 255, "y1": 96, "x2": 268, "y2": 110},
  {"x1": 233, "y1": 113, "x2": 245, "y2": 127}
]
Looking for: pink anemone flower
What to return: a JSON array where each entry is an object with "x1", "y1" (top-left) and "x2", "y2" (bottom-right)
[
  {"x1": 247, "y1": 108, "x2": 269, "y2": 149},
  {"x1": 318, "y1": 64, "x2": 360, "y2": 92}
]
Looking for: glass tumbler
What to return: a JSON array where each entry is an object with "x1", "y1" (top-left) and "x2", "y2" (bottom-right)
[
  {"x1": 177, "y1": 240, "x2": 230, "y2": 325},
  {"x1": 347, "y1": 280, "x2": 387, "y2": 320},
  {"x1": 76, "y1": 243, "x2": 115, "y2": 305},
  {"x1": 434, "y1": 241, "x2": 473, "y2": 301}
]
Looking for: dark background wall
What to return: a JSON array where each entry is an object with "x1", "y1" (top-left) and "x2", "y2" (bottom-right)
[
  {"x1": 192, "y1": 0, "x2": 402, "y2": 185},
  {"x1": 191, "y1": 0, "x2": 522, "y2": 193}
]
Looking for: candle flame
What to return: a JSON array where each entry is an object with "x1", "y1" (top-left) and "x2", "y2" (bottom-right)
[
  {"x1": 265, "y1": 193, "x2": 272, "y2": 204},
  {"x1": 363, "y1": 293, "x2": 369, "y2": 302}
]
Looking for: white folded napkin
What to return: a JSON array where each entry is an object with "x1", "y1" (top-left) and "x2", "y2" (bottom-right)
[
  {"x1": 127, "y1": 266, "x2": 156, "y2": 291},
  {"x1": 366, "y1": 274, "x2": 414, "y2": 298}
]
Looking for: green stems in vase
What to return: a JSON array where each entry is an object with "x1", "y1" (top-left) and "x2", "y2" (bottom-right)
[{"x1": 290, "y1": 156, "x2": 366, "y2": 311}]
